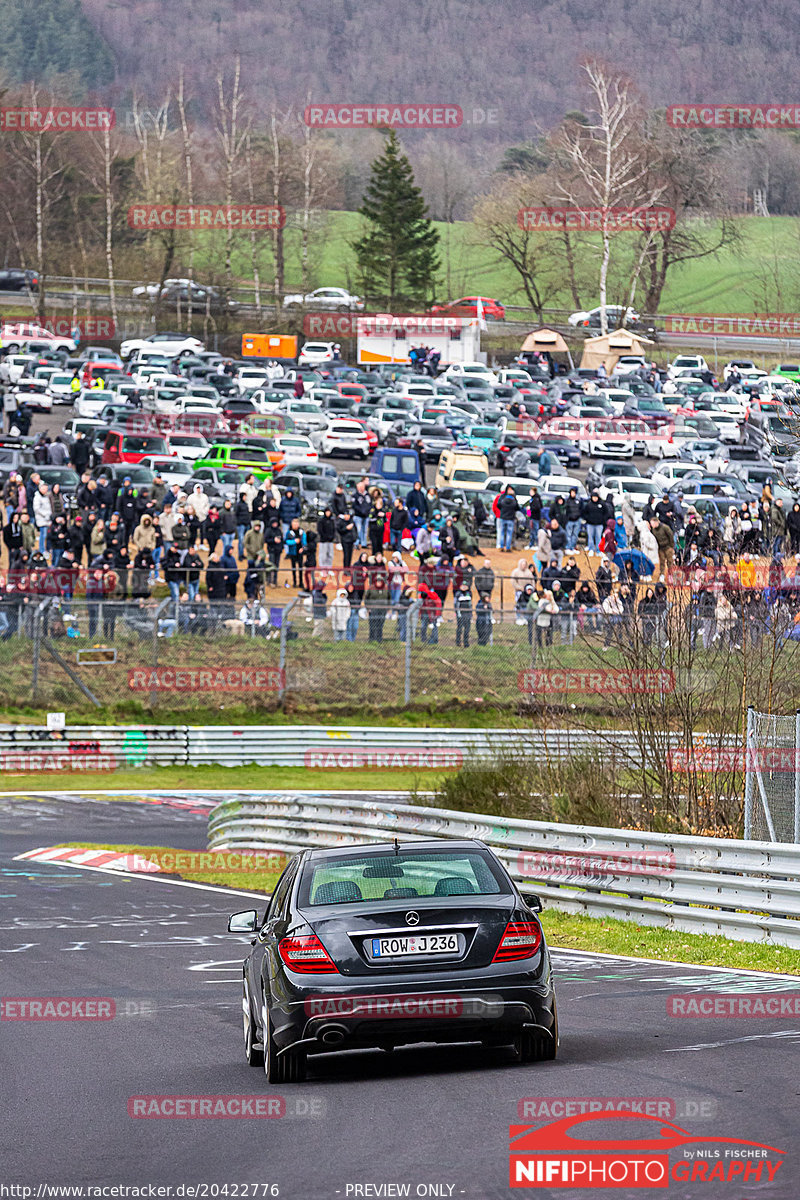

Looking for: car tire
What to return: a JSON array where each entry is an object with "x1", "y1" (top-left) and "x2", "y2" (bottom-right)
[
  {"x1": 263, "y1": 1001, "x2": 307, "y2": 1084},
  {"x1": 242, "y1": 978, "x2": 264, "y2": 1067},
  {"x1": 514, "y1": 1006, "x2": 558, "y2": 1063},
  {"x1": 336, "y1": 305, "x2": 349, "y2": 313}
]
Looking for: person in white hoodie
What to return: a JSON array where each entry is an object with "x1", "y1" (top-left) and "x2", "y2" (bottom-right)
[
  {"x1": 330, "y1": 588, "x2": 350, "y2": 641},
  {"x1": 33, "y1": 483, "x2": 52, "y2": 554},
  {"x1": 637, "y1": 518, "x2": 658, "y2": 576},
  {"x1": 190, "y1": 483, "x2": 210, "y2": 525}
]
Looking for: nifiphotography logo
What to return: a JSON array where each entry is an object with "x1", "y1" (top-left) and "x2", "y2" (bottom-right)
[{"x1": 508, "y1": 1111, "x2": 784, "y2": 1188}]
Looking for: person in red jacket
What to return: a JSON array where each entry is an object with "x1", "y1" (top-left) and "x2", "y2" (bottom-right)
[{"x1": 419, "y1": 582, "x2": 442, "y2": 644}]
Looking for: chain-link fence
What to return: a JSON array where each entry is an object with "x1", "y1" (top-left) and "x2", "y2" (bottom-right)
[{"x1": 745, "y1": 709, "x2": 800, "y2": 843}]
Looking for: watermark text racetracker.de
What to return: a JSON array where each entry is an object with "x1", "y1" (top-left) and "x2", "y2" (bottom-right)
[
  {"x1": 127, "y1": 205, "x2": 285, "y2": 231},
  {"x1": 128, "y1": 1094, "x2": 322, "y2": 1120},
  {"x1": 304, "y1": 992, "x2": 503, "y2": 1019},
  {"x1": 668, "y1": 992, "x2": 800, "y2": 1017},
  {"x1": 1, "y1": 997, "x2": 154, "y2": 1020},
  {"x1": 517, "y1": 207, "x2": 675, "y2": 232},
  {"x1": 664, "y1": 312, "x2": 800, "y2": 337},
  {"x1": 667, "y1": 104, "x2": 800, "y2": 128},
  {"x1": 0, "y1": 107, "x2": 115, "y2": 132},
  {"x1": 303, "y1": 747, "x2": 463, "y2": 769},
  {"x1": 518, "y1": 668, "x2": 675, "y2": 696},
  {"x1": 517, "y1": 848, "x2": 675, "y2": 882},
  {"x1": 303, "y1": 103, "x2": 499, "y2": 128},
  {"x1": 127, "y1": 667, "x2": 285, "y2": 693},
  {"x1": 668, "y1": 746, "x2": 800, "y2": 772},
  {"x1": 517, "y1": 1096, "x2": 718, "y2": 1121}
]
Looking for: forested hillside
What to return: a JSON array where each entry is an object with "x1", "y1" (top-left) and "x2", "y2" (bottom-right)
[
  {"x1": 0, "y1": 0, "x2": 114, "y2": 91},
  {"x1": 68, "y1": 0, "x2": 800, "y2": 136}
]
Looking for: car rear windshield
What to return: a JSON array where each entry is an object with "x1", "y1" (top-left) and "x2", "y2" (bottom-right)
[
  {"x1": 120, "y1": 436, "x2": 168, "y2": 453},
  {"x1": 452, "y1": 469, "x2": 488, "y2": 483},
  {"x1": 300, "y1": 849, "x2": 506, "y2": 905},
  {"x1": 229, "y1": 448, "x2": 268, "y2": 463}
]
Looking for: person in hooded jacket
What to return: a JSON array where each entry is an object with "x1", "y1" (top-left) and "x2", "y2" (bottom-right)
[
  {"x1": 279, "y1": 489, "x2": 302, "y2": 535},
  {"x1": 406, "y1": 482, "x2": 426, "y2": 528},
  {"x1": 368, "y1": 497, "x2": 388, "y2": 553},
  {"x1": 475, "y1": 592, "x2": 493, "y2": 645},
  {"x1": 317, "y1": 507, "x2": 336, "y2": 569},
  {"x1": 331, "y1": 483, "x2": 349, "y2": 519},
  {"x1": 235, "y1": 491, "x2": 251, "y2": 559},
  {"x1": 263, "y1": 515, "x2": 283, "y2": 586},
  {"x1": 47, "y1": 516, "x2": 68, "y2": 569},
  {"x1": 581, "y1": 491, "x2": 606, "y2": 555},
  {"x1": 330, "y1": 587, "x2": 350, "y2": 640},
  {"x1": 131, "y1": 549, "x2": 152, "y2": 599},
  {"x1": 219, "y1": 546, "x2": 239, "y2": 600},
  {"x1": 419, "y1": 581, "x2": 442, "y2": 643},
  {"x1": 337, "y1": 512, "x2": 357, "y2": 568},
  {"x1": 204, "y1": 505, "x2": 222, "y2": 555},
  {"x1": 3, "y1": 512, "x2": 23, "y2": 561},
  {"x1": 344, "y1": 582, "x2": 361, "y2": 640},
  {"x1": 599, "y1": 518, "x2": 617, "y2": 562}
]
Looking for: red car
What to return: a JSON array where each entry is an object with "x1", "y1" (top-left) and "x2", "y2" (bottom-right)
[
  {"x1": 430, "y1": 296, "x2": 505, "y2": 321},
  {"x1": 352, "y1": 417, "x2": 378, "y2": 450}
]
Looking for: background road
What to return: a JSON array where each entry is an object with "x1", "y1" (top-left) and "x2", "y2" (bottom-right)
[{"x1": 1, "y1": 793, "x2": 798, "y2": 1198}]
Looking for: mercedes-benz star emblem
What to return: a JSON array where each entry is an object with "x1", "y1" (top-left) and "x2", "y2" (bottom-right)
[{"x1": 405, "y1": 911, "x2": 420, "y2": 926}]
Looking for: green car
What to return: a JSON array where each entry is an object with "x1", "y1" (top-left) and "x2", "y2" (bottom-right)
[
  {"x1": 774, "y1": 363, "x2": 800, "y2": 383},
  {"x1": 194, "y1": 442, "x2": 275, "y2": 481}
]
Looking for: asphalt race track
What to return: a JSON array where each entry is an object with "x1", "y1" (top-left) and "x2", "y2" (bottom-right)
[{"x1": 2, "y1": 793, "x2": 799, "y2": 1199}]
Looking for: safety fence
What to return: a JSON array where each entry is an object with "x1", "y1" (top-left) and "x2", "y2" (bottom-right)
[
  {"x1": 2, "y1": 590, "x2": 800, "y2": 721},
  {"x1": 206, "y1": 791, "x2": 800, "y2": 948}
]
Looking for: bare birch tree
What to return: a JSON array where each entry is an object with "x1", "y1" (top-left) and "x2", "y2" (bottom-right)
[
  {"x1": 214, "y1": 54, "x2": 250, "y2": 293},
  {"x1": 554, "y1": 60, "x2": 664, "y2": 333}
]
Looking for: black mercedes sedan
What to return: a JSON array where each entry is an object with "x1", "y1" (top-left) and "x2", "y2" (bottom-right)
[{"x1": 227, "y1": 839, "x2": 558, "y2": 1082}]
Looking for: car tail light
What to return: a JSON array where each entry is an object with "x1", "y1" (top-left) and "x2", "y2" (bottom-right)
[
  {"x1": 278, "y1": 934, "x2": 339, "y2": 974},
  {"x1": 492, "y1": 920, "x2": 542, "y2": 962}
]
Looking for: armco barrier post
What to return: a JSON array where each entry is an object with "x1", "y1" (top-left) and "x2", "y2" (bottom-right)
[
  {"x1": 404, "y1": 599, "x2": 422, "y2": 704},
  {"x1": 152, "y1": 598, "x2": 172, "y2": 710},
  {"x1": 278, "y1": 596, "x2": 300, "y2": 701},
  {"x1": 744, "y1": 706, "x2": 754, "y2": 840}
]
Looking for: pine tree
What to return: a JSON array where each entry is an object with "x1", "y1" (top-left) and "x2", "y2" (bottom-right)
[{"x1": 353, "y1": 129, "x2": 439, "y2": 310}]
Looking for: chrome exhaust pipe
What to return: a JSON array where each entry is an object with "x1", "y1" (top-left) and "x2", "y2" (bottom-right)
[{"x1": 318, "y1": 1023, "x2": 348, "y2": 1045}]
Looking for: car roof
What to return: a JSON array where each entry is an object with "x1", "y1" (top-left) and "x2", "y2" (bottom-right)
[{"x1": 299, "y1": 838, "x2": 487, "y2": 863}]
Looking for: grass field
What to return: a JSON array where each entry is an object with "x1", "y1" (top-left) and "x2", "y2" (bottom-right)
[
  {"x1": 55, "y1": 840, "x2": 800, "y2": 975},
  {"x1": 0, "y1": 764, "x2": 444, "y2": 791},
  {"x1": 197, "y1": 210, "x2": 800, "y2": 317}
]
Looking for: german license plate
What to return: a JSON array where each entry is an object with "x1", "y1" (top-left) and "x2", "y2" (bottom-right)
[{"x1": 371, "y1": 933, "x2": 458, "y2": 958}]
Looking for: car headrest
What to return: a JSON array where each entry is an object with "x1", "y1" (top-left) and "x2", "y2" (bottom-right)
[
  {"x1": 433, "y1": 876, "x2": 476, "y2": 896},
  {"x1": 313, "y1": 880, "x2": 363, "y2": 905},
  {"x1": 382, "y1": 887, "x2": 419, "y2": 899}
]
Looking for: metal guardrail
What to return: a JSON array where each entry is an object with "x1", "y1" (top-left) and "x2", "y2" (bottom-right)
[
  {"x1": 186, "y1": 725, "x2": 675, "y2": 767},
  {"x1": 206, "y1": 791, "x2": 800, "y2": 948},
  {"x1": 0, "y1": 724, "x2": 187, "y2": 771},
  {"x1": 0, "y1": 723, "x2": 739, "y2": 773}
]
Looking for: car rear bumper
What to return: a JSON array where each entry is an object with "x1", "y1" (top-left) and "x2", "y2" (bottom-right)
[{"x1": 267, "y1": 967, "x2": 556, "y2": 1055}]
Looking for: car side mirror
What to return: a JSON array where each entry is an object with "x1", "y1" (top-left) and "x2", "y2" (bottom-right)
[
  {"x1": 227, "y1": 909, "x2": 259, "y2": 933},
  {"x1": 521, "y1": 892, "x2": 543, "y2": 913}
]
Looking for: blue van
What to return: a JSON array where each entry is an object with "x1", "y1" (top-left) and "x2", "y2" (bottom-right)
[{"x1": 370, "y1": 446, "x2": 423, "y2": 488}]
